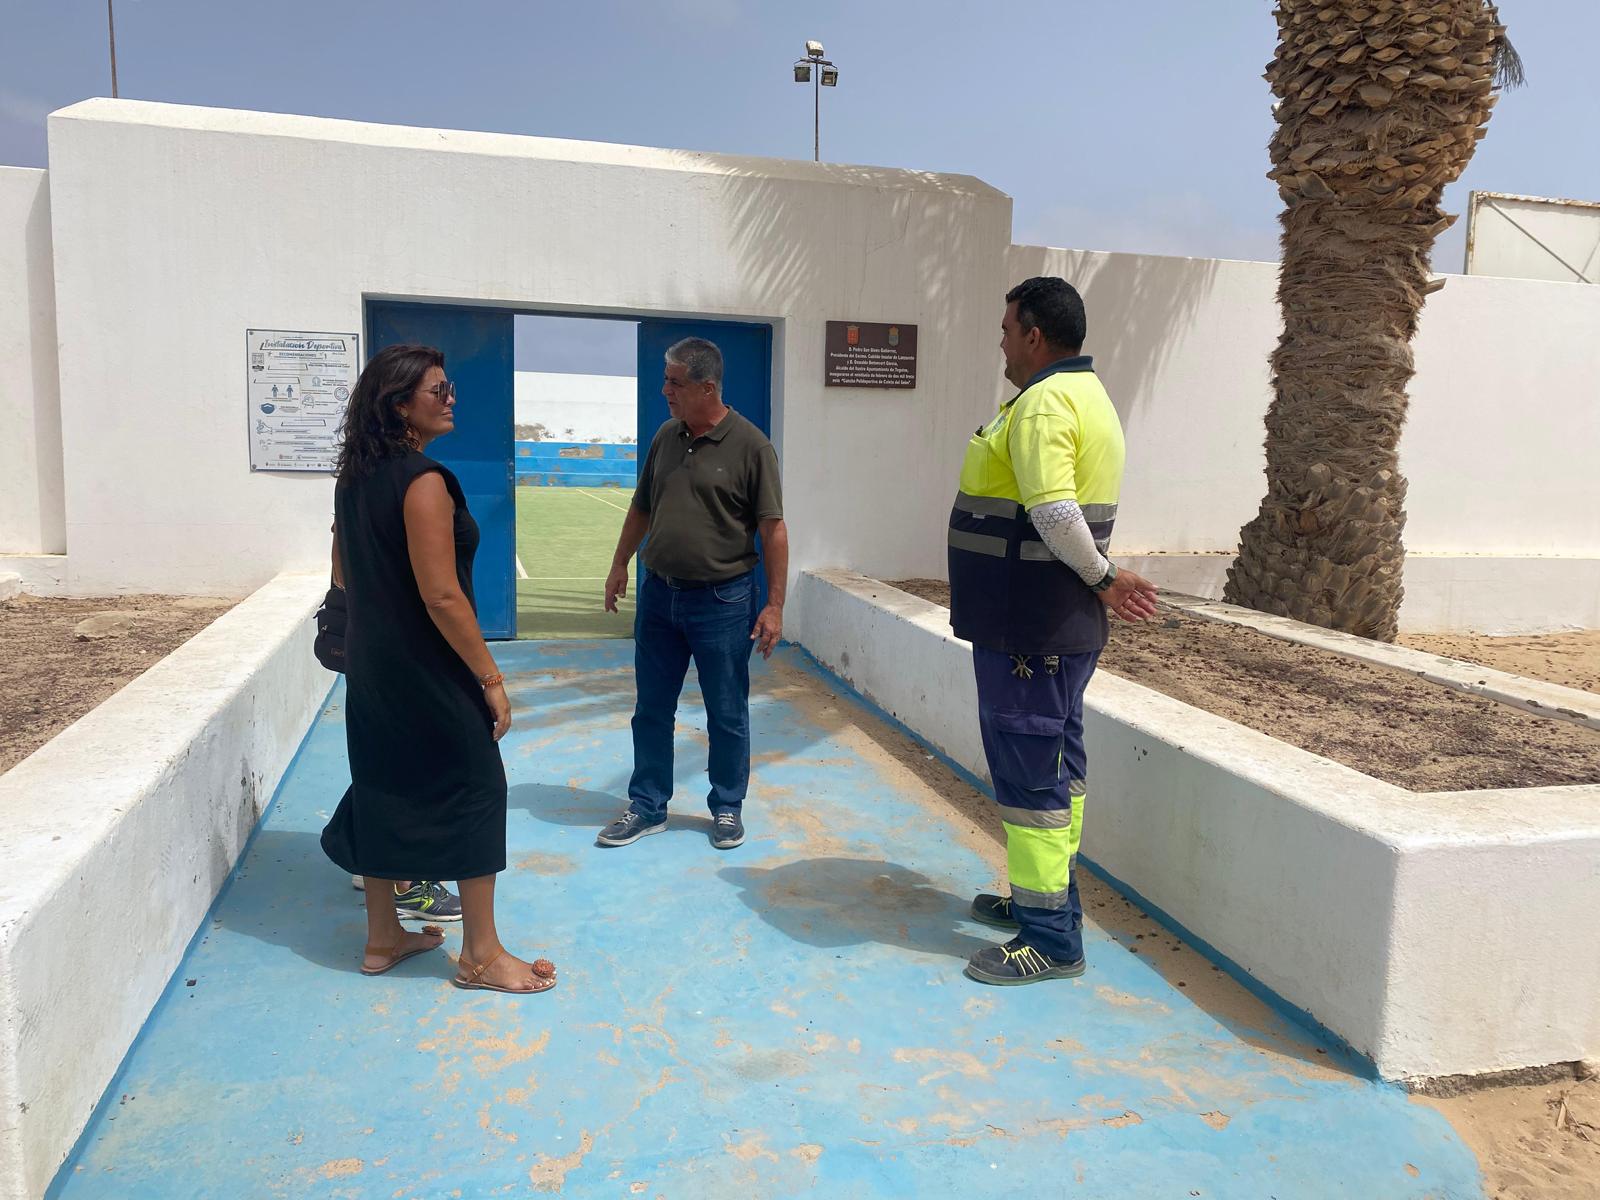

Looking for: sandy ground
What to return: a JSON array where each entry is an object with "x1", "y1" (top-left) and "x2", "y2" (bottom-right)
[
  {"x1": 890, "y1": 579, "x2": 1600, "y2": 793},
  {"x1": 1400, "y1": 630, "x2": 1600, "y2": 696},
  {"x1": 1417, "y1": 1073, "x2": 1600, "y2": 1200},
  {"x1": 0, "y1": 594, "x2": 236, "y2": 774}
]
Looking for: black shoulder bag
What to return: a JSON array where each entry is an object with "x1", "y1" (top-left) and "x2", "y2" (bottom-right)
[
  {"x1": 314, "y1": 521, "x2": 348, "y2": 673},
  {"x1": 313, "y1": 586, "x2": 347, "y2": 673}
]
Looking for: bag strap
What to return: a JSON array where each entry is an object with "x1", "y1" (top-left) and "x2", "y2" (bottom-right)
[{"x1": 330, "y1": 517, "x2": 347, "y2": 591}]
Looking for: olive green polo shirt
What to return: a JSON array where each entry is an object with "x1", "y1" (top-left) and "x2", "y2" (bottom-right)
[{"x1": 633, "y1": 408, "x2": 783, "y2": 582}]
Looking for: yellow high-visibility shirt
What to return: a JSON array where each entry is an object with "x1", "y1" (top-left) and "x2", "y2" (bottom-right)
[
  {"x1": 959, "y1": 360, "x2": 1125, "y2": 516},
  {"x1": 946, "y1": 356, "x2": 1126, "y2": 654}
]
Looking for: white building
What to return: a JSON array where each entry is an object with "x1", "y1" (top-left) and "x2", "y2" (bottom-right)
[{"x1": 2, "y1": 98, "x2": 1598, "y2": 634}]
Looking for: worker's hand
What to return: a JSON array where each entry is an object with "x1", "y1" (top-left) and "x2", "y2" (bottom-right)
[
  {"x1": 604, "y1": 563, "x2": 630, "y2": 613},
  {"x1": 1099, "y1": 568, "x2": 1160, "y2": 622},
  {"x1": 484, "y1": 682, "x2": 512, "y2": 741},
  {"x1": 751, "y1": 603, "x2": 783, "y2": 659}
]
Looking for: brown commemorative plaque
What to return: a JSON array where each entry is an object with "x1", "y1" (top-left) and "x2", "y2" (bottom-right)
[{"x1": 824, "y1": 321, "x2": 918, "y2": 389}]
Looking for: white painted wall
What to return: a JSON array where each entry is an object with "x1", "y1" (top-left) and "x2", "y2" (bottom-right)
[
  {"x1": 1007, "y1": 247, "x2": 1278, "y2": 558},
  {"x1": 0, "y1": 553, "x2": 69, "y2": 598},
  {"x1": 514, "y1": 370, "x2": 635, "y2": 442},
  {"x1": 24, "y1": 101, "x2": 1600, "y2": 633},
  {"x1": 1396, "y1": 555, "x2": 1600, "y2": 634},
  {"x1": 1003, "y1": 245, "x2": 1600, "y2": 630},
  {"x1": 1404, "y1": 269, "x2": 1600, "y2": 556},
  {"x1": 798, "y1": 569, "x2": 1600, "y2": 1081},
  {"x1": 45, "y1": 100, "x2": 1010, "y2": 626},
  {"x1": 1009, "y1": 244, "x2": 1600, "y2": 561},
  {"x1": 1465, "y1": 191, "x2": 1600, "y2": 284},
  {"x1": 0, "y1": 167, "x2": 64, "y2": 555},
  {"x1": 1116, "y1": 552, "x2": 1600, "y2": 636},
  {"x1": 0, "y1": 573, "x2": 330, "y2": 1199}
]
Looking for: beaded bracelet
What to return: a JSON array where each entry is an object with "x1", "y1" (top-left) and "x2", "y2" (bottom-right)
[{"x1": 478, "y1": 671, "x2": 505, "y2": 688}]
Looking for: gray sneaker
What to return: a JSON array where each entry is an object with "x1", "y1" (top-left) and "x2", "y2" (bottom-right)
[
  {"x1": 351, "y1": 877, "x2": 463, "y2": 922},
  {"x1": 710, "y1": 810, "x2": 745, "y2": 850},
  {"x1": 596, "y1": 811, "x2": 667, "y2": 847},
  {"x1": 393, "y1": 880, "x2": 462, "y2": 922}
]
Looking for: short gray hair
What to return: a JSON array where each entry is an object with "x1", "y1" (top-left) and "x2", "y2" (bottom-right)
[{"x1": 665, "y1": 338, "x2": 723, "y2": 390}]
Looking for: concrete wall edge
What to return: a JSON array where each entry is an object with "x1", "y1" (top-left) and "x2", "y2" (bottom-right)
[{"x1": 0, "y1": 572, "x2": 332, "y2": 1198}]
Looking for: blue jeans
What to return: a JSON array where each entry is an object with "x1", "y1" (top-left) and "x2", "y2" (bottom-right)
[{"x1": 628, "y1": 570, "x2": 758, "y2": 822}]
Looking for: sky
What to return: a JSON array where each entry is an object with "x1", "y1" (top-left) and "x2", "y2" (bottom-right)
[{"x1": 5, "y1": 0, "x2": 1597, "y2": 375}]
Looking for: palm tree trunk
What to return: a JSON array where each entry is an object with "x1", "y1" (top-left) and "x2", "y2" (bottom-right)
[{"x1": 1225, "y1": 0, "x2": 1517, "y2": 641}]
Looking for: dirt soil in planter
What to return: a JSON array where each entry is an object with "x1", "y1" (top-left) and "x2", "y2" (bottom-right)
[
  {"x1": 0, "y1": 594, "x2": 237, "y2": 775},
  {"x1": 1400, "y1": 629, "x2": 1600, "y2": 696},
  {"x1": 889, "y1": 579, "x2": 1600, "y2": 793}
]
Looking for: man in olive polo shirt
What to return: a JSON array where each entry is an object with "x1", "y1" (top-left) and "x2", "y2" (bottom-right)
[{"x1": 599, "y1": 337, "x2": 787, "y2": 851}]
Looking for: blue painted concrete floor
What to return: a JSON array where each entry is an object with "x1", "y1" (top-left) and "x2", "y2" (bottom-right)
[{"x1": 53, "y1": 641, "x2": 1483, "y2": 1199}]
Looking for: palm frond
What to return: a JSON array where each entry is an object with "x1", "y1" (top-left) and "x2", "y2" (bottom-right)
[
  {"x1": 1493, "y1": 35, "x2": 1526, "y2": 89},
  {"x1": 1485, "y1": 4, "x2": 1527, "y2": 89}
]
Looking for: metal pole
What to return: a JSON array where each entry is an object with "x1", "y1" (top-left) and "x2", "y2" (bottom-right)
[
  {"x1": 813, "y1": 70, "x2": 820, "y2": 161},
  {"x1": 107, "y1": 0, "x2": 119, "y2": 97}
]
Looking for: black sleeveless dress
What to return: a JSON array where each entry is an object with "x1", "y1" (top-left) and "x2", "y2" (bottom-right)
[{"x1": 321, "y1": 451, "x2": 507, "y2": 880}]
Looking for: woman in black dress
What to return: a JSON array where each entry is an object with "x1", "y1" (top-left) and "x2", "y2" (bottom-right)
[{"x1": 322, "y1": 344, "x2": 555, "y2": 995}]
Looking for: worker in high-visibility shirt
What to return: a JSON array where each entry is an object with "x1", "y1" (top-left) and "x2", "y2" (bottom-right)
[{"x1": 950, "y1": 276, "x2": 1160, "y2": 985}]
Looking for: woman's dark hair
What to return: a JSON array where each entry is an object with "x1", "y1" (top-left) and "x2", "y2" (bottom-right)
[{"x1": 334, "y1": 343, "x2": 444, "y2": 482}]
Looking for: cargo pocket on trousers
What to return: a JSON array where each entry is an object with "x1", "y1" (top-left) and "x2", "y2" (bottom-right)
[{"x1": 989, "y1": 709, "x2": 1068, "y2": 791}]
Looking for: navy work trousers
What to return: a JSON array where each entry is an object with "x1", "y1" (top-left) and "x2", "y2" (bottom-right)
[{"x1": 973, "y1": 645, "x2": 1099, "y2": 963}]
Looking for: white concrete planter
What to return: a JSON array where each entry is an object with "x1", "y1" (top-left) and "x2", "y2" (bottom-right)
[
  {"x1": 0, "y1": 572, "x2": 331, "y2": 1200},
  {"x1": 0, "y1": 556, "x2": 68, "y2": 598},
  {"x1": 796, "y1": 569, "x2": 1600, "y2": 1083}
]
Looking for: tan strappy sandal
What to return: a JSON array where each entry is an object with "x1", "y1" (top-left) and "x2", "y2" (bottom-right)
[
  {"x1": 453, "y1": 948, "x2": 557, "y2": 994},
  {"x1": 360, "y1": 924, "x2": 446, "y2": 976}
]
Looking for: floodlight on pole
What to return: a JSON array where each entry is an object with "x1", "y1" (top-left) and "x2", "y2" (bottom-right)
[{"x1": 791, "y1": 39, "x2": 839, "y2": 162}]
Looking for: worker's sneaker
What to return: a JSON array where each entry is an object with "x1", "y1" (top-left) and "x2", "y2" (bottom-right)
[
  {"x1": 596, "y1": 811, "x2": 667, "y2": 847},
  {"x1": 969, "y1": 893, "x2": 1020, "y2": 930},
  {"x1": 964, "y1": 937, "x2": 1085, "y2": 986},
  {"x1": 393, "y1": 880, "x2": 462, "y2": 922},
  {"x1": 710, "y1": 810, "x2": 745, "y2": 850}
]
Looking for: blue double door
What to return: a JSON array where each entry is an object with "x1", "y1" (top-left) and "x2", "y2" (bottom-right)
[{"x1": 366, "y1": 303, "x2": 773, "y2": 639}]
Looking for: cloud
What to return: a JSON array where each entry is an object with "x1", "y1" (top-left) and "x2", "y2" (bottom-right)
[{"x1": 1016, "y1": 193, "x2": 1282, "y2": 264}]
